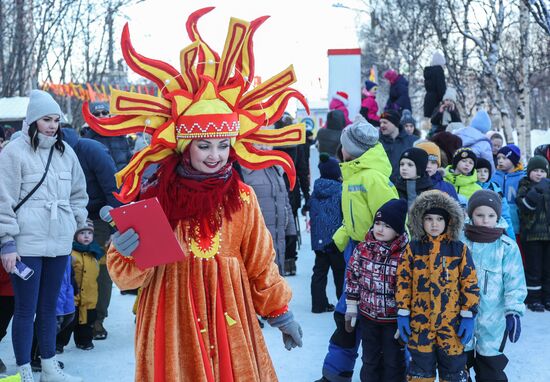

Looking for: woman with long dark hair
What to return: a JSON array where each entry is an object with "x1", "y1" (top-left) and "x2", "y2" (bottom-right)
[{"x1": 0, "y1": 90, "x2": 88, "y2": 382}]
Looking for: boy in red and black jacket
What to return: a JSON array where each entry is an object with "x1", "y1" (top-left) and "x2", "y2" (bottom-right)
[{"x1": 344, "y1": 199, "x2": 409, "y2": 382}]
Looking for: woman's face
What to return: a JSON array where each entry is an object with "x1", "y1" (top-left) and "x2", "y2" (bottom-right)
[
  {"x1": 36, "y1": 115, "x2": 60, "y2": 137},
  {"x1": 404, "y1": 123, "x2": 415, "y2": 135},
  {"x1": 189, "y1": 138, "x2": 230, "y2": 173}
]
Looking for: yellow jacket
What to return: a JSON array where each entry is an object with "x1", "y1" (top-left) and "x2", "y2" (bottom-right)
[{"x1": 71, "y1": 250, "x2": 100, "y2": 324}]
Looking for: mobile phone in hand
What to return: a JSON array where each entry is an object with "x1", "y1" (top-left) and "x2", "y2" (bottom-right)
[{"x1": 13, "y1": 260, "x2": 34, "y2": 280}]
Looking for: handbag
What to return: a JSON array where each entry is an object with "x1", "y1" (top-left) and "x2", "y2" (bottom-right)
[{"x1": 14, "y1": 146, "x2": 55, "y2": 212}]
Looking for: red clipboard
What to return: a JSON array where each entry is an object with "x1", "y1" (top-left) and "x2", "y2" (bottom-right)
[{"x1": 110, "y1": 197, "x2": 185, "y2": 270}]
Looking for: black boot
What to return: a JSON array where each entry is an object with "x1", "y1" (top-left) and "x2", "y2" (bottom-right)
[{"x1": 289, "y1": 258, "x2": 297, "y2": 275}]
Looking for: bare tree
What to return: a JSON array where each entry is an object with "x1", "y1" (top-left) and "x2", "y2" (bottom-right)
[{"x1": 523, "y1": 0, "x2": 550, "y2": 35}]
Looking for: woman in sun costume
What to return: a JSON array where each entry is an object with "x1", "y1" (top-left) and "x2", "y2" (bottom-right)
[{"x1": 82, "y1": 8, "x2": 309, "y2": 382}]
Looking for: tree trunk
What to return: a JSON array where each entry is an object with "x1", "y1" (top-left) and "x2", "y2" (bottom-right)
[{"x1": 518, "y1": 2, "x2": 531, "y2": 158}]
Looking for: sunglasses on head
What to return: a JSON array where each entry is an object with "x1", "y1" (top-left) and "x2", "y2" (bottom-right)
[{"x1": 93, "y1": 111, "x2": 109, "y2": 117}]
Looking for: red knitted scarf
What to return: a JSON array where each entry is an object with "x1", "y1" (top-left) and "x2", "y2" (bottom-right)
[{"x1": 140, "y1": 151, "x2": 242, "y2": 236}]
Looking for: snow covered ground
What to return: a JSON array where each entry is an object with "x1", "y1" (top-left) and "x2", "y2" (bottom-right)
[{"x1": 2, "y1": 147, "x2": 550, "y2": 381}]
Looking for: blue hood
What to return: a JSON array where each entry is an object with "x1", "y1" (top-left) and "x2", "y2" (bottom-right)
[
  {"x1": 470, "y1": 110, "x2": 491, "y2": 134},
  {"x1": 62, "y1": 127, "x2": 79, "y2": 148},
  {"x1": 312, "y1": 178, "x2": 342, "y2": 199}
]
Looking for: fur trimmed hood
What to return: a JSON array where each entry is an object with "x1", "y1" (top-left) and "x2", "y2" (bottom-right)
[{"x1": 408, "y1": 189, "x2": 464, "y2": 241}]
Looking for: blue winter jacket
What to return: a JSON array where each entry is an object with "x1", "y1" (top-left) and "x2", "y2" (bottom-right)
[
  {"x1": 308, "y1": 178, "x2": 343, "y2": 251},
  {"x1": 85, "y1": 129, "x2": 132, "y2": 171},
  {"x1": 461, "y1": 219, "x2": 526, "y2": 356},
  {"x1": 431, "y1": 170, "x2": 459, "y2": 201},
  {"x1": 492, "y1": 169, "x2": 526, "y2": 234},
  {"x1": 477, "y1": 181, "x2": 515, "y2": 238},
  {"x1": 63, "y1": 128, "x2": 122, "y2": 219},
  {"x1": 385, "y1": 76, "x2": 412, "y2": 112},
  {"x1": 56, "y1": 256, "x2": 75, "y2": 316}
]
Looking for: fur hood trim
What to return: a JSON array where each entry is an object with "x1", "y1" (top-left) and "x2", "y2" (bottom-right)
[{"x1": 408, "y1": 189, "x2": 464, "y2": 241}]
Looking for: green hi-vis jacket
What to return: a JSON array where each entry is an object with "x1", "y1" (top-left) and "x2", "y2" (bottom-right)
[{"x1": 333, "y1": 143, "x2": 398, "y2": 251}]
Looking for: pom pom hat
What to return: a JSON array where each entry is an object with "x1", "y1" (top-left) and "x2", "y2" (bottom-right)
[
  {"x1": 332, "y1": 91, "x2": 349, "y2": 106},
  {"x1": 82, "y1": 7, "x2": 309, "y2": 203},
  {"x1": 498, "y1": 144, "x2": 521, "y2": 167}
]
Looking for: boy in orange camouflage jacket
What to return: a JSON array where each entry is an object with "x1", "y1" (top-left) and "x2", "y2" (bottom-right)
[{"x1": 396, "y1": 190, "x2": 480, "y2": 382}]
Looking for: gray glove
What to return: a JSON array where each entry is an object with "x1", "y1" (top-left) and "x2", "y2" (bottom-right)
[
  {"x1": 112, "y1": 228, "x2": 139, "y2": 257},
  {"x1": 267, "y1": 311, "x2": 303, "y2": 351}
]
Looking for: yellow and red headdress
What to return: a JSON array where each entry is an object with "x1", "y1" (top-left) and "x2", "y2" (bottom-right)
[{"x1": 83, "y1": 7, "x2": 309, "y2": 203}]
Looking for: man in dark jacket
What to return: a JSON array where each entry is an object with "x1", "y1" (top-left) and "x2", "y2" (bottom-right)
[
  {"x1": 378, "y1": 110, "x2": 418, "y2": 182},
  {"x1": 317, "y1": 110, "x2": 346, "y2": 157},
  {"x1": 86, "y1": 102, "x2": 132, "y2": 171},
  {"x1": 62, "y1": 127, "x2": 122, "y2": 341}
]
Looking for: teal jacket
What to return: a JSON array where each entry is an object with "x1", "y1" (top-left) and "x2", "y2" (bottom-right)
[
  {"x1": 461, "y1": 219, "x2": 527, "y2": 356},
  {"x1": 333, "y1": 143, "x2": 398, "y2": 251}
]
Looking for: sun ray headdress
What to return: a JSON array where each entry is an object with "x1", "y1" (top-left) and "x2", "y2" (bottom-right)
[{"x1": 82, "y1": 7, "x2": 309, "y2": 203}]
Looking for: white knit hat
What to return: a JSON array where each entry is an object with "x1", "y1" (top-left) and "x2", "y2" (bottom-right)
[
  {"x1": 443, "y1": 87, "x2": 457, "y2": 102},
  {"x1": 25, "y1": 90, "x2": 62, "y2": 125},
  {"x1": 340, "y1": 115, "x2": 379, "y2": 158},
  {"x1": 431, "y1": 51, "x2": 446, "y2": 66}
]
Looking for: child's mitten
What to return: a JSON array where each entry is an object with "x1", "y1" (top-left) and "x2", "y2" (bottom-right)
[
  {"x1": 344, "y1": 300, "x2": 358, "y2": 333},
  {"x1": 506, "y1": 314, "x2": 521, "y2": 343}
]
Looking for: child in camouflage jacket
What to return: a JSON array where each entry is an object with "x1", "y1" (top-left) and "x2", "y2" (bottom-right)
[{"x1": 396, "y1": 190, "x2": 480, "y2": 382}]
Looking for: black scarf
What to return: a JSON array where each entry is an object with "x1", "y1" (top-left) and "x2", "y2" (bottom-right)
[{"x1": 464, "y1": 223, "x2": 504, "y2": 243}]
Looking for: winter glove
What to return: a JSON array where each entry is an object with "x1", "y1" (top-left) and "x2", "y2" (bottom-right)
[
  {"x1": 112, "y1": 228, "x2": 139, "y2": 257},
  {"x1": 457, "y1": 316, "x2": 475, "y2": 345},
  {"x1": 397, "y1": 315, "x2": 411, "y2": 343},
  {"x1": 506, "y1": 314, "x2": 521, "y2": 343},
  {"x1": 344, "y1": 300, "x2": 358, "y2": 333},
  {"x1": 267, "y1": 311, "x2": 303, "y2": 351},
  {"x1": 525, "y1": 187, "x2": 544, "y2": 208}
]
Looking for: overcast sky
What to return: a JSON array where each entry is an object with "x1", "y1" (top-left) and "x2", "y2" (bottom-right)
[{"x1": 122, "y1": 0, "x2": 361, "y2": 105}]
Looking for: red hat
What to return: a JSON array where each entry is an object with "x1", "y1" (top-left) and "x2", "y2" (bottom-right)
[{"x1": 333, "y1": 91, "x2": 349, "y2": 106}]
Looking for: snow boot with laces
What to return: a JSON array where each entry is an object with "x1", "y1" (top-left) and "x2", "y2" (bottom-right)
[
  {"x1": 18, "y1": 363, "x2": 35, "y2": 382},
  {"x1": 40, "y1": 357, "x2": 82, "y2": 382}
]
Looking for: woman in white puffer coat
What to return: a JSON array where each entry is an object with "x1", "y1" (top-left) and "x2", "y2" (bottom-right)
[{"x1": 0, "y1": 90, "x2": 88, "y2": 382}]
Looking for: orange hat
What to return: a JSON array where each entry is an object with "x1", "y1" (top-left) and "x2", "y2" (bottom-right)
[{"x1": 415, "y1": 141, "x2": 441, "y2": 167}]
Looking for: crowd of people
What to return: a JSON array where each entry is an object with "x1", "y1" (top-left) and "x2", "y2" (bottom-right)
[
  {"x1": 307, "y1": 51, "x2": 550, "y2": 382},
  {"x1": 0, "y1": 46, "x2": 549, "y2": 382}
]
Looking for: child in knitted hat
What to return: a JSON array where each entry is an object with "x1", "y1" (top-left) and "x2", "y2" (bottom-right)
[
  {"x1": 397, "y1": 190, "x2": 479, "y2": 382},
  {"x1": 516, "y1": 155, "x2": 550, "y2": 312},
  {"x1": 306, "y1": 154, "x2": 345, "y2": 313},
  {"x1": 395, "y1": 147, "x2": 433, "y2": 208},
  {"x1": 401, "y1": 110, "x2": 420, "y2": 137},
  {"x1": 58, "y1": 219, "x2": 104, "y2": 351},
  {"x1": 493, "y1": 144, "x2": 526, "y2": 235},
  {"x1": 462, "y1": 190, "x2": 526, "y2": 380},
  {"x1": 345, "y1": 198, "x2": 409, "y2": 381},
  {"x1": 319, "y1": 115, "x2": 399, "y2": 382},
  {"x1": 360, "y1": 80, "x2": 380, "y2": 126},
  {"x1": 475, "y1": 158, "x2": 515, "y2": 238},
  {"x1": 415, "y1": 141, "x2": 459, "y2": 201},
  {"x1": 444, "y1": 147, "x2": 482, "y2": 200}
]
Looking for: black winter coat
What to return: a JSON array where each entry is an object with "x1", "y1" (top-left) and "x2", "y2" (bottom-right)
[
  {"x1": 62, "y1": 128, "x2": 122, "y2": 219},
  {"x1": 423, "y1": 65, "x2": 446, "y2": 118},
  {"x1": 317, "y1": 110, "x2": 345, "y2": 157},
  {"x1": 379, "y1": 130, "x2": 419, "y2": 183}
]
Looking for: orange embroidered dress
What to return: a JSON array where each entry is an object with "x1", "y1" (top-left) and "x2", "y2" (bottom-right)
[{"x1": 108, "y1": 183, "x2": 290, "y2": 381}]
